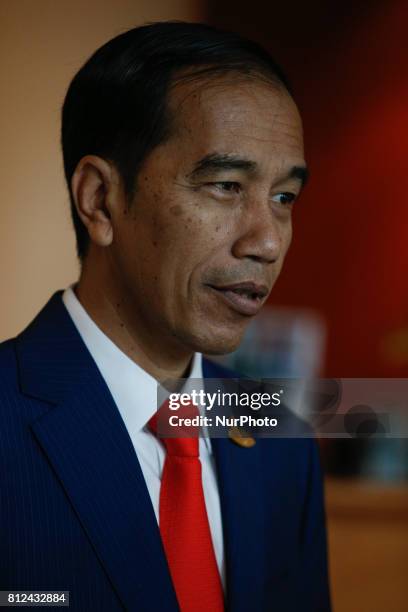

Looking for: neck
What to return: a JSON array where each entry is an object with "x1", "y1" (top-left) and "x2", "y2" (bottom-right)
[{"x1": 75, "y1": 255, "x2": 194, "y2": 382}]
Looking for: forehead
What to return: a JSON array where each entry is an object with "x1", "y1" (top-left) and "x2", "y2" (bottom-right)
[{"x1": 167, "y1": 74, "x2": 305, "y2": 167}]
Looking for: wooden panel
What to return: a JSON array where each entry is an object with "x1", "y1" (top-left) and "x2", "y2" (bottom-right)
[{"x1": 325, "y1": 478, "x2": 408, "y2": 612}]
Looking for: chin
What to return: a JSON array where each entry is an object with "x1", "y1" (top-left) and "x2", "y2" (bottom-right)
[
  {"x1": 180, "y1": 323, "x2": 245, "y2": 356},
  {"x1": 200, "y1": 337, "x2": 242, "y2": 356}
]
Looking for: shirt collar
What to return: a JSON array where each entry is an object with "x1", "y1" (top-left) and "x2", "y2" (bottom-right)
[{"x1": 62, "y1": 285, "x2": 205, "y2": 443}]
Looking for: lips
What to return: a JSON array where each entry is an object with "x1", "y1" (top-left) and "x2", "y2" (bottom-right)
[{"x1": 206, "y1": 281, "x2": 269, "y2": 316}]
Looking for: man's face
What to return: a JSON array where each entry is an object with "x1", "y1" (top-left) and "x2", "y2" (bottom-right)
[{"x1": 110, "y1": 75, "x2": 306, "y2": 355}]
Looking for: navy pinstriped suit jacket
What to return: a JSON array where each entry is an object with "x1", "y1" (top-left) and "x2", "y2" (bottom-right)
[{"x1": 0, "y1": 292, "x2": 331, "y2": 611}]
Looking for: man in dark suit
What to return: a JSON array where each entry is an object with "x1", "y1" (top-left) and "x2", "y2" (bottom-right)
[{"x1": 0, "y1": 22, "x2": 331, "y2": 611}]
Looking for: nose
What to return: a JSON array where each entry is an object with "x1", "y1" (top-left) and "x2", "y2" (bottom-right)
[{"x1": 231, "y1": 199, "x2": 286, "y2": 264}]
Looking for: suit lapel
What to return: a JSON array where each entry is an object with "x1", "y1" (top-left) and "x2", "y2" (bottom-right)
[
  {"x1": 202, "y1": 359, "x2": 267, "y2": 612},
  {"x1": 211, "y1": 438, "x2": 267, "y2": 612},
  {"x1": 17, "y1": 292, "x2": 178, "y2": 612}
]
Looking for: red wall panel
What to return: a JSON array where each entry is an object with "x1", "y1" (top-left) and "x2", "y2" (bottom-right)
[{"x1": 209, "y1": 0, "x2": 408, "y2": 376}]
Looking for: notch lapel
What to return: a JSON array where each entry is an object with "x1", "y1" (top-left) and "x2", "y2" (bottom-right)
[
  {"x1": 211, "y1": 437, "x2": 267, "y2": 612},
  {"x1": 17, "y1": 293, "x2": 178, "y2": 612}
]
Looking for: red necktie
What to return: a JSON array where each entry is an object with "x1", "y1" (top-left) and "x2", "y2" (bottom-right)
[{"x1": 149, "y1": 400, "x2": 224, "y2": 612}]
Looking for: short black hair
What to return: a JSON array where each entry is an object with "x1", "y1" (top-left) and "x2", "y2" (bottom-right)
[{"x1": 61, "y1": 21, "x2": 291, "y2": 260}]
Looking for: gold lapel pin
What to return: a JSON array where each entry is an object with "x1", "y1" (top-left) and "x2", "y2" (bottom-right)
[{"x1": 228, "y1": 426, "x2": 256, "y2": 448}]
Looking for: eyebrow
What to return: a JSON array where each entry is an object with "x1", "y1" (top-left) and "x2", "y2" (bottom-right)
[
  {"x1": 188, "y1": 152, "x2": 309, "y2": 187},
  {"x1": 188, "y1": 153, "x2": 257, "y2": 178},
  {"x1": 290, "y1": 165, "x2": 309, "y2": 187}
]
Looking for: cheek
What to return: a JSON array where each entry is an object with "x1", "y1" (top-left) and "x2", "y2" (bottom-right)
[
  {"x1": 125, "y1": 183, "x2": 232, "y2": 285},
  {"x1": 276, "y1": 212, "x2": 292, "y2": 250},
  {"x1": 283, "y1": 219, "x2": 293, "y2": 253},
  {"x1": 152, "y1": 196, "x2": 225, "y2": 260}
]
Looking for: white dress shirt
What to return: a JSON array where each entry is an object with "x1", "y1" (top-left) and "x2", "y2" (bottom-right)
[{"x1": 62, "y1": 286, "x2": 225, "y2": 588}]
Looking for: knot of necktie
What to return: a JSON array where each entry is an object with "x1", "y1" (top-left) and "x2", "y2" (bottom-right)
[{"x1": 148, "y1": 399, "x2": 200, "y2": 458}]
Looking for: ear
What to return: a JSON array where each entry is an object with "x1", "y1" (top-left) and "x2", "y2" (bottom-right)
[{"x1": 71, "y1": 155, "x2": 122, "y2": 248}]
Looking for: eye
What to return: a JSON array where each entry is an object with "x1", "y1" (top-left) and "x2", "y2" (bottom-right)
[
  {"x1": 272, "y1": 192, "x2": 297, "y2": 205},
  {"x1": 210, "y1": 181, "x2": 241, "y2": 194}
]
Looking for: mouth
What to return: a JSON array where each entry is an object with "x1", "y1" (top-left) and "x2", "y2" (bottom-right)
[{"x1": 206, "y1": 281, "x2": 269, "y2": 316}]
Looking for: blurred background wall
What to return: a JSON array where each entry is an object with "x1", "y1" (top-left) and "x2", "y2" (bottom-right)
[
  {"x1": 0, "y1": 0, "x2": 203, "y2": 340},
  {"x1": 208, "y1": 0, "x2": 408, "y2": 379}
]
